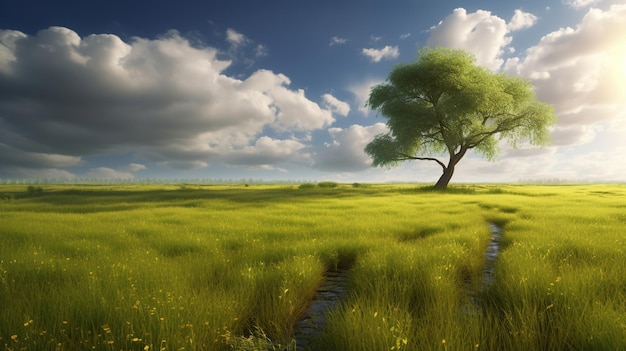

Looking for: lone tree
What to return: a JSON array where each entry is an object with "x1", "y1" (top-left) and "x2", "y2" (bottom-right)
[{"x1": 365, "y1": 47, "x2": 556, "y2": 189}]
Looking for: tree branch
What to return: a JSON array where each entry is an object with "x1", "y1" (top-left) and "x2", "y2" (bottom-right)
[
  {"x1": 398, "y1": 153, "x2": 446, "y2": 170},
  {"x1": 466, "y1": 113, "x2": 530, "y2": 148}
]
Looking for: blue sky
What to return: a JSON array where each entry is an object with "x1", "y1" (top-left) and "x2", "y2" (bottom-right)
[{"x1": 1, "y1": 0, "x2": 625, "y2": 183}]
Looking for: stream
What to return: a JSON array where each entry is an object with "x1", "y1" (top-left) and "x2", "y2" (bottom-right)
[
  {"x1": 465, "y1": 222, "x2": 503, "y2": 310},
  {"x1": 292, "y1": 222, "x2": 503, "y2": 349},
  {"x1": 482, "y1": 222, "x2": 502, "y2": 290},
  {"x1": 293, "y1": 268, "x2": 350, "y2": 350}
]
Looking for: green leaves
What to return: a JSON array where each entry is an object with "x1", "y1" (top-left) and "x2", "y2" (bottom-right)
[
  {"x1": 364, "y1": 134, "x2": 403, "y2": 168},
  {"x1": 365, "y1": 47, "x2": 557, "y2": 187}
]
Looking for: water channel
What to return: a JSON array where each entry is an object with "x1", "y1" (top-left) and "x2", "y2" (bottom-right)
[
  {"x1": 293, "y1": 268, "x2": 350, "y2": 350},
  {"x1": 293, "y1": 222, "x2": 503, "y2": 349},
  {"x1": 482, "y1": 222, "x2": 503, "y2": 290},
  {"x1": 464, "y1": 222, "x2": 503, "y2": 311}
]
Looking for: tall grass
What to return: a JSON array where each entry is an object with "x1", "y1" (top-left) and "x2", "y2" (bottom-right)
[{"x1": 0, "y1": 184, "x2": 625, "y2": 350}]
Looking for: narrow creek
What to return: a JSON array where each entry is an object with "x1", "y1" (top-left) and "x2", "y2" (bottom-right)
[
  {"x1": 482, "y1": 222, "x2": 502, "y2": 290},
  {"x1": 465, "y1": 222, "x2": 503, "y2": 309},
  {"x1": 292, "y1": 223, "x2": 503, "y2": 349},
  {"x1": 293, "y1": 268, "x2": 350, "y2": 350}
]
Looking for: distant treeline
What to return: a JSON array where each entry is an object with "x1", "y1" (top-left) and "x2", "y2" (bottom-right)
[
  {"x1": 0, "y1": 178, "x2": 323, "y2": 185},
  {"x1": 516, "y1": 178, "x2": 624, "y2": 184},
  {"x1": 2, "y1": 177, "x2": 623, "y2": 185}
]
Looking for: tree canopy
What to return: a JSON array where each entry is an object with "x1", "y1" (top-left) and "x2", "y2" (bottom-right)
[{"x1": 365, "y1": 47, "x2": 556, "y2": 189}]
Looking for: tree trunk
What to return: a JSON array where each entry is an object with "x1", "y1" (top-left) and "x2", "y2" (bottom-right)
[
  {"x1": 434, "y1": 165, "x2": 455, "y2": 189},
  {"x1": 433, "y1": 147, "x2": 467, "y2": 189}
]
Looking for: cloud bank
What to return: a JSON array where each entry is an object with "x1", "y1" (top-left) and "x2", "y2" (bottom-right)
[
  {"x1": 0, "y1": 27, "x2": 348, "y2": 178},
  {"x1": 505, "y1": 4, "x2": 626, "y2": 146},
  {"x1": 427, "y1": 8, "x2": 536, "y2": 70}
]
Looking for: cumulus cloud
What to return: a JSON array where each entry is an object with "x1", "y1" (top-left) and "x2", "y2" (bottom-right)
[
  {"x1": 312, "y1": 123, "x2": 388, "y2": 172},
  {"x1": 223, "y1": 136, "x2": 306, "y2": 167},
  {"x1": 427, "y1": 8, "x2": 538, "y2": 70},
  {"x1": 508, "y1": 10, "x2": 538, "y2": 31},
  {"x1": 0, "y1": 27, "x2": 337, "y2": 177},
  {"x1": 506, "y1": 4, "x2": 626, "y2": 145},
  {"x1": 362, "y1": 46, "x2": 399, "y2": 62},
  {"x1": 427, "y1": 8, "x2": 512, "y2": 70},
  {"x1": 322, "y1": 94, "x2": 350, "y2": 117}
]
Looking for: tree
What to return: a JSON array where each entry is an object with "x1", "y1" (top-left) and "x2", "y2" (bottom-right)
[{"x1": 365, "y1": 47, "x2": 556, "y2": 189}]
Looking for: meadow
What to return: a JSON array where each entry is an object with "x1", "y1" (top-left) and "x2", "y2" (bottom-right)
[{"x1": 0, "y1": 183, "x2": 624, "y2": 350}]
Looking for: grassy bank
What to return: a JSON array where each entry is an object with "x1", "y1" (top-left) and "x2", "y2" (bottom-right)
[{"x1": 0, "y1": 184, "x2": 624, "y2": 350}]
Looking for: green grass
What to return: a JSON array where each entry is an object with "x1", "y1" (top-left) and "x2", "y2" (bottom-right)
[{"x1": 0, "y1": 184, "x2": 625, "y2": 350}]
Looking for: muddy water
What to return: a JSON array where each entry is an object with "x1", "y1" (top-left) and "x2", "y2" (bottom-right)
[{"x1": 293, "y1": 269, "x2": 350, "y2": 350}]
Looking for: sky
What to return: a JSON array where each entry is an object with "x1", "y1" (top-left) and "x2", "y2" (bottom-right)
[{"x1": 1, "y1": 0, "x2": 625, "y2": 183}]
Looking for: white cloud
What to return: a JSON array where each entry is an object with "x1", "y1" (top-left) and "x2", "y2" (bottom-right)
[
  {"x1": 226, "y1": 28, "x2": 249, "y2": 47},
  {"x1": 427, "y1": 8, "x2": 511, "y2": 70},
  {"x1": 322, "y1": 94, "x2": 350, "y2": 117},
  {"x1": 400, "y1": 33, "x2": 412, "y2": 39},
  {"x1": 241, "y1": 69, "x2": 335, "y2": 131},
  {"x1": 329, "y1": 36, "x2": 348, "y2": 46},
  {"x1": 0, "y1": 26, "x2": 337, "y2": 177},
  {"x1": 562, "y1": 0, "x2": 600, "y2": 9},
  {"x1": 312, "y1": 123, "x2": 388, "y2": 172},
  {"x1": 223, "y1": 136, "x2": 306, "y2": 167},
  {"x1": 508, "y1": 10, "x2": 538, "y2": 31},
  {"x1": 507, "y1": 4, "x2": 626, "y2": 145},
  {"x1": 362, "y1": 46, "x2": 399, "y2": 62}
]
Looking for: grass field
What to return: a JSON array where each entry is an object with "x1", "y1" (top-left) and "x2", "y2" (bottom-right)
[{"x1": 0, "y1": 183, "x2": 625, "y2": 350}]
